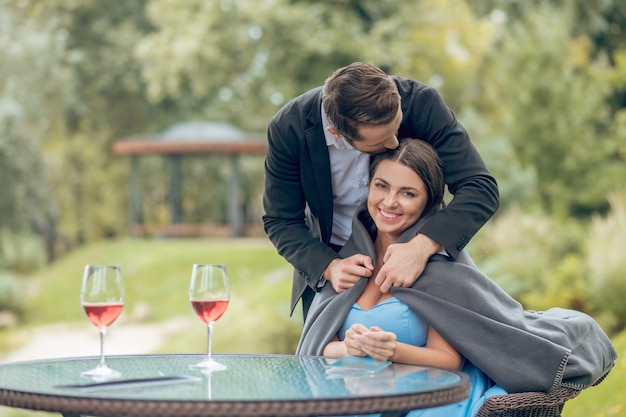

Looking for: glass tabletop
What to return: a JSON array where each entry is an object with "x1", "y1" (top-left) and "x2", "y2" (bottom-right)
[{"x1": 0, "y1": 354, "x2": 469, "y2": 417}]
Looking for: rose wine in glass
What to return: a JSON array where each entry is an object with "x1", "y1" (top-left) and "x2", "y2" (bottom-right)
[
  {"x1": 189, "y1": 264, "x2": 230, "y2": 371},
  {"x1": 81, "y1": 264, "x2": 124, "y2": 379}
]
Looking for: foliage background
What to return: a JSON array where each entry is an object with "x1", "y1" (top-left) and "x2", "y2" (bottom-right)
[
  {"x1": 1, "y1": 0, "x2": 625, "y2": 415},
  {"x1": 2, "y1": 0, "x2": 626, "y2": 258}
]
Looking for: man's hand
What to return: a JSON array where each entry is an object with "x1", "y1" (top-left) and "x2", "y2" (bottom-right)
[
  {"x1": 324, "y1": 254, "x2": 374, "y2": 293},
  {"x1": 374, "y1": 233, "x2": 442, "y2": 292}
]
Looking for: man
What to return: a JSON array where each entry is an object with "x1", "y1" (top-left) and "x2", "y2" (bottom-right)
[{"x1": 262, "y1": 62, "x2": 499, "y2": 318}]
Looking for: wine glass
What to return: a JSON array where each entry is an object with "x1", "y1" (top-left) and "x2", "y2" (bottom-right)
[
  {"x1": 80, "y1": 264, "x2": 125, "y2": 379},
  {"x1": 189, "y1": 264, "x2": 230, "y2": 371}
]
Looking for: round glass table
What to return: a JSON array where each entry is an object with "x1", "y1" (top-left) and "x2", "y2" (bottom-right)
[{"x1": 0, "y1": 354, "x2": 469, "y2": 417}]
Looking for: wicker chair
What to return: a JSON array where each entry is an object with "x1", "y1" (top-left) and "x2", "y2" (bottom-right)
[{"x1": 475, "y1": 386, "x2": 581, "y2": 417}]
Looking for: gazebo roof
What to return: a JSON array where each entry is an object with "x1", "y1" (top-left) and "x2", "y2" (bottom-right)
[{"x1": 112, "y1": 121, "x2": 266, "y2": 155}]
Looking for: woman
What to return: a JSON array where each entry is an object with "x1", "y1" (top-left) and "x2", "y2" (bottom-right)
[{"x1": 297, "y1": 140, "x2": 616, "y2": 416}]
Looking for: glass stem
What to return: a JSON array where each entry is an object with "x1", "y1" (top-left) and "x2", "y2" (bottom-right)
[
  {"x1": 206, "y1": 322, "x2": 214, "y2": 361},
  {"x1": 99, "y1": 327, "x2": 107, "y2": 367}
]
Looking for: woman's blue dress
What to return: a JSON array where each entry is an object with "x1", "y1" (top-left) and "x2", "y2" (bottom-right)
[{"x1": 339, "y1": 297, "x2": 507, "y2": 417}]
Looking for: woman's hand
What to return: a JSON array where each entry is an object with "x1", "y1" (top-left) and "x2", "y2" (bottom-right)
[
  {"x1": 346, "y1": 324, "x2": 397, "y2": 361},
  {"x1": 344, "y1": 323, "x2": 368, "y2": 356}
]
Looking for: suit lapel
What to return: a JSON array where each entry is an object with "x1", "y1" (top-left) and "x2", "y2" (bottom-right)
[{"x1": 304, "y1": 95, "x2": 333, "y2": 242}]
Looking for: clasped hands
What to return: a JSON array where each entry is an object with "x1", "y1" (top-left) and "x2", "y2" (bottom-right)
[{"x1": 344, "y1": 323, "x2": 397, "y2": 362}]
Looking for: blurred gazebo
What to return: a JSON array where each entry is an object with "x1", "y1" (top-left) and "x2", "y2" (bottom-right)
[{"x1": 112, "y1": 121, "x2": 267, "y2": 237}]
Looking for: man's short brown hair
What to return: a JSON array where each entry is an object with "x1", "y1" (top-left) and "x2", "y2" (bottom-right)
[{"x1": 322, "y1": 62, "x2": 400, "y2": 141}]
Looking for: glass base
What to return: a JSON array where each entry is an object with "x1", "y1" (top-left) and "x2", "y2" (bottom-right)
[
  {"x1": 81, "y1": 363, "x2": 121, "y2": 381},
  {"x1": 189, "y1": 358, "x2": 227, "y2": 372}
]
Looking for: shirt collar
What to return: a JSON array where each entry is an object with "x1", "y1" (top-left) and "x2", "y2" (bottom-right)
[{"x1": 321, "y1": 102, "x2": 354, "y2": 150}]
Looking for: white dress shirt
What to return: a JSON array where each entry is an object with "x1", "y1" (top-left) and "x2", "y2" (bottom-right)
[{"x1": 321, "y1": 104, "x2": 370, "y2": 247}]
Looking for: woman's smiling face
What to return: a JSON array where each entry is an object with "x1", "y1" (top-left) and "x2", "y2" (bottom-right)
[{"x1": 367, "y1": 159, "x2": 429, "y2": 240}]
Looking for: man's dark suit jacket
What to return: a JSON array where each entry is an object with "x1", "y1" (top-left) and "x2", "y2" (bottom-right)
[{"x1": 262, "y1": 77, "x2": 499, "y2": 316}]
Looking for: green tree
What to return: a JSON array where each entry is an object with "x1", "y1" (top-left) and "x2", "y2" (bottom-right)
[
  {"x1": 43, "y1": 0, "x2": 160, "y2": 248},
  {"x1": 479, "y1": 5, "x2": 617, "y2": 216},
  {"x1": 468, "y1": 0, "x2": 626, "y2": 111},
  {"x1": 361, "y1": 0, "x2": 499, "y2": 110},
  {"x1": 0, "y1": 0, "x2": 174, "y2": 259},
  {"x1": 468, "y1": 0, "x2": 626, "y2": 57},
  {"x1": 0, "y1": 0, "x2": 73, "y2": 263},
  {"x1": 135, "y1": 0, "x2": 368, "y2": 131}
]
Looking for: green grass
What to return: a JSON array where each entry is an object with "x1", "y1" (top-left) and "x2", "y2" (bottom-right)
[
  {"x1": 562, "y1": 330, "x2": 625, "y2": 417},
  {"x1": 1, "y1": 237, "x2": 303, "y2": 356}
]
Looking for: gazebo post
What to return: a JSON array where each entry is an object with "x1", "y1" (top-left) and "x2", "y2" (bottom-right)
[
  {"x1": 229, "y1": 154, "x2": 242, "y2": 237},
  {"x1": 168, "y1": 155, "x2": 182, "y2": 224},
  {"x1": 129, "y1": 155, "x2": 140, "y2": 234}
]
